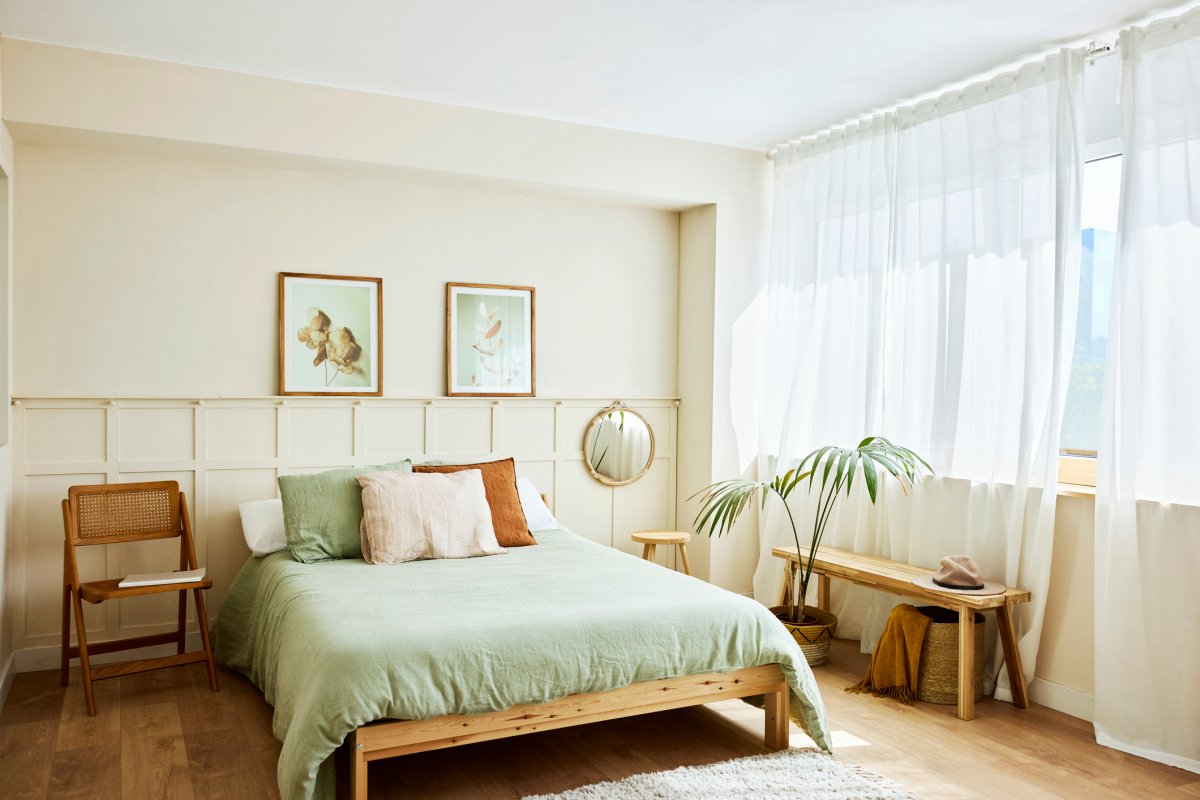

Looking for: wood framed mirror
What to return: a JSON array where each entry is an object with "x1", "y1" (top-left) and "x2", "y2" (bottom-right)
[{"x1": 583, "y1": 402, "x2": 656, "y2": 486}]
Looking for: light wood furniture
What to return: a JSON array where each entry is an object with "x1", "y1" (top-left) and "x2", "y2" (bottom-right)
[
  {"x1": 631, "y1": 529, "x2": 692, "y2": 576},
  {"x1": 61, "y1": 480, "x2": 219, "y2": 716},
  {"x1": 773, "y1": 544, "x2": 1031, "y2": 721},
  {"x1": 349, "y1": 665, "x2": 788, "y2": 800}
]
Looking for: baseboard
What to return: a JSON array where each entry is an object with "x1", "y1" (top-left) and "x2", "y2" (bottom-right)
[
  {"x1": 0, "y1": 650, "x2": 15, "y2": 714},
  {"x1": 13, "y1": 631, "x2": 205, "y2": 673},
  {"x1": 1026, "y1": 676, "x2": 1094, "y2": 721}
]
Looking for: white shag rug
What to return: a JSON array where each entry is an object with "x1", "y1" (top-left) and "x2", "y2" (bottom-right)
[{"x1": 521, "y1": 749, "x2": 917, "y2": 800}]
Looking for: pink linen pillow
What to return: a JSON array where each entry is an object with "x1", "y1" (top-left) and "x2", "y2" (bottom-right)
[{"x1": 356, "y1": 470, "x2": 506, "y2": 564}]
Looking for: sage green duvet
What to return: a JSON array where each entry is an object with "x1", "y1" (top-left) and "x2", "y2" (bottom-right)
[{"x1": 214, "y1": 528, "x2": 830, "y2": 800}]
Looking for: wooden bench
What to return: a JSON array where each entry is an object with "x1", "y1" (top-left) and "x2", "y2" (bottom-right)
[{"x1": 773, "y1": 544, "x2": 1031, "y2": 721}]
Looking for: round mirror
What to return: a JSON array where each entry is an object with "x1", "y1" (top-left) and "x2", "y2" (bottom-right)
[{"x1": 583, "y1": 403, "x2": 656, "y2": 486}]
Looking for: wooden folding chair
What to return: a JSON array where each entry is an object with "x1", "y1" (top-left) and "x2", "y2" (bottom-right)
[{"x1": 61, "y1": 480, "x2": 219, "y2": 715}]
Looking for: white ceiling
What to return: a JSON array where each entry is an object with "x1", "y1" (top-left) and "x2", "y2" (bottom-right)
[{"x1": 0, "y1": 0, "x2": 1179, "y2": 150}]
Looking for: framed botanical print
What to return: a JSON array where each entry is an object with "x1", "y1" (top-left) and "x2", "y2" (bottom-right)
[
  {"x1": 446, "y1": 282, "x2": 535, "y2": 397},
  {"x1": 279, "y1": 272, "x2": 383, "y2": 396}
]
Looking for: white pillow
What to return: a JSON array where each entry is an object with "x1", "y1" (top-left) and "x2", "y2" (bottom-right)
[
  {"x1": 356, "y1": 469, "x2": 506, "y2": 564},
  {"x1": 517, "y1": 476, "x2": 559, "y2": 531},
  {"x1": 239, "y1": 498, "x2": 287, "y2": 557}
]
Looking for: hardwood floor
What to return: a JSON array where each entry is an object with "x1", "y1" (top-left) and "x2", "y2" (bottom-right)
[{"x1": 1, "y1": 639, "x2": 1196, "y2": 799}]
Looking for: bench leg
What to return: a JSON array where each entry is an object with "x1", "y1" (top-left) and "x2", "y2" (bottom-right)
[
  {"x1": 764, "y1": 680, "x2": 790, "y2": 750},
  {"x1": 777, "y1": 560, "x2": 795, "y2": 607},
  {"x1": 817, "y1": 574, "x2": 830, "y2": 611},
  {"x1": 996, "y1": 605, "x2": 1029, "y2": 709},
  {"x1": 351, "y1": 729, "x2": 368, "y2": 800},
  {"x1": 957, "y1": 605, "x2": 975, "y2": 721}
]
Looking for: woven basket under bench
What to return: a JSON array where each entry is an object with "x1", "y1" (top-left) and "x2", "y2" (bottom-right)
[{"x1": 916, "y1": 606, "x2": 985, "y2": 704}]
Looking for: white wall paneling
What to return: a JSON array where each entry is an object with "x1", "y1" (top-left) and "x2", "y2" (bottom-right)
[{"x1": 9, "y1": 396, "x2": 678, "y2": 670}]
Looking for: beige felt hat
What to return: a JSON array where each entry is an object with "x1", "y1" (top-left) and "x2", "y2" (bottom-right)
[{"x1": 911, "y1": 555, "x2": 1006, "y2": 596}]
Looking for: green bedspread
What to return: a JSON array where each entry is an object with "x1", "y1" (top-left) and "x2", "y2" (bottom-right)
[{"x1": 213, "y1": 528, "x2": 830, "y2": 799}]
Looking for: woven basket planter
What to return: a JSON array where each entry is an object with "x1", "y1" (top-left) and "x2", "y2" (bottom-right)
[
  {"x1": 915, "y1": 606, "x2": 985, "y2": 704},
  {"x1": 770, "y1": 605, "x2": 839, "y2": 667}
]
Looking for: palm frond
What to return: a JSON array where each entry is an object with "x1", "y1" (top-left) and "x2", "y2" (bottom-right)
[{"x1": 691, "y1": 436, "x2": 934, "y2": 622}]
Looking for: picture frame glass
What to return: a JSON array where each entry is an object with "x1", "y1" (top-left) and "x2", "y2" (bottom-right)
[
  {"x1": 281, "y1": 274, "x2": 381, "y2": 395},
  {"x1": 448, "y1": 284, "x2": 534, "y2": 396}
]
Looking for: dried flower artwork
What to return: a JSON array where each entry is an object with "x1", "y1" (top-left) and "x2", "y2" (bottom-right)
[{"x1": 279, "y1": 274, "x2": 382, "y2": 396}]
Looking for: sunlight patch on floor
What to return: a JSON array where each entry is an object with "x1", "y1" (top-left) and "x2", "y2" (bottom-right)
[{"x1": 829, "y1": 729, "x2": 871, "y2": 747}]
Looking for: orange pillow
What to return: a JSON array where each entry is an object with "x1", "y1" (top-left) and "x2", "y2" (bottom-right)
[{"x1": 413, "y1": 458, "x2": 535, "y2": 547}]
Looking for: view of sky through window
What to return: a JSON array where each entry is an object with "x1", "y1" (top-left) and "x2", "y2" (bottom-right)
[{"x1": 1061, "y1": 155, "x2": 1121, "y2": 454}]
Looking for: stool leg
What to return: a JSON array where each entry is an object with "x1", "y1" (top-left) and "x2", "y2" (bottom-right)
[
  {"x1": 641, "y1": 543, "x2": 651, "y2": 561},
  {"x1": 677, "y1": 544, "x2": 692, "y2": 576},
  {"x1": 957, "y1": 605, "x2": 975, "y2": 721},
  {"x1": 647, "y1": 544, "x2": 657, "y2": 563}
]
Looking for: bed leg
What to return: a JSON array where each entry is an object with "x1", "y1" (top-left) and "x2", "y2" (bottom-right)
[
  {"x1": 764, "y1": 680, "x2": 790, "y2": 750},
  {"x1": 351, "y1": 728, "x2": 368, "y2": 800}
]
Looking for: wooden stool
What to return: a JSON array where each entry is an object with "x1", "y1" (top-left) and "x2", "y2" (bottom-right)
[{"x1": 632, "y1": 530, "x2": 692, "y2": 576}]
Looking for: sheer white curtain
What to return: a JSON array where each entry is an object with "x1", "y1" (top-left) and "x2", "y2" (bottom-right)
[
  {"x1": 1094, "y1": 14, "x2": 1200, "y2": 772},
  {"x1": 754, "y1": 50, "x2": 1083, "y2": 698}
]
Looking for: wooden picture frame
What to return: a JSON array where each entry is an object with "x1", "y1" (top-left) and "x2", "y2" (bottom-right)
[
  {"x1": 446, "y1": 282, "x2": 536, "y2": 397},
  {"x1": 279, "y1": 272, "x2": 383, "y2": 396}
]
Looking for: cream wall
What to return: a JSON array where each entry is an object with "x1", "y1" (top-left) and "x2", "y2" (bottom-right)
[
  {"x1": 0, "y1": 87, "x2": 14, "y2": 708},
  {"x1": 0, "y1": 41, "x2": 771, "y2": 590},
  {"x1": 1033, "y1": 494, "x2": 1096, "y2": 718},
  {"x1": 13, "y1": 144, "x2": 680, "y2": 398}
]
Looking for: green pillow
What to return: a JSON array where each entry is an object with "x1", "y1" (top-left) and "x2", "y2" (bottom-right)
[{"x1": 279, "y1": 460, "x2": 412, "y2": 563}]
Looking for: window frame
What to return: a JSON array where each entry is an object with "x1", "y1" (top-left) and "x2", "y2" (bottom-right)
[{"x1": 1059, "y1": 145, "x2": 1122, "y2": 490}]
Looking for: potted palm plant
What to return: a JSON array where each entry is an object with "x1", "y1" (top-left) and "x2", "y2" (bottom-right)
[{"x1": 692, "y1": 437, "x2": 932, "y2": 666}]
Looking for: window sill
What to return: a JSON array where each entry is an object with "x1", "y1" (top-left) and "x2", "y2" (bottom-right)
[{"x1": 1057, "y1": 483, "x2": 1096, "y2": 500}]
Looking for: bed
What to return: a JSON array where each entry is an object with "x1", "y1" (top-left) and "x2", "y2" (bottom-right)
[{"x1": 213, "y1": 527, "x2": 831, "y2": 800}]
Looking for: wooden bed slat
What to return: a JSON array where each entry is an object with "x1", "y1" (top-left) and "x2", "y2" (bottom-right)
[{"x1": 350, "y1": 664, "x2": 789, "y2": 798}]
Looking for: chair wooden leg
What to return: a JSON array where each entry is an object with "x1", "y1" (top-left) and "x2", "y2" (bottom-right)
[
  {"x1": 764, "y1": 680, "x2": 790, "y2": 750},
  {"x1": 61, "y1": 584, "x2": 72, "y2": 687},
  {"x1": 71, "y1": 590, "x2": 96, "y2": 716},
  {"x1": 192, "y1": 587, "x2": 219, "y2": 692},
  {"x1": 176, "y1": 589, "x2": 188, "y2": 655},
  {"x1": 677, "y1": 543, "x2": 692, "y2": 576}
]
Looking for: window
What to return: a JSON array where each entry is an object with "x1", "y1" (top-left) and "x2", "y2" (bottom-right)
[{"x1": 1060, "y1": 154, "x2": 1121, "y2": 487}]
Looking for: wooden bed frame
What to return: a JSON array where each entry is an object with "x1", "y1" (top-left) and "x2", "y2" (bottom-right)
[{"x1": 349, "y1": 664, "x2": 791, "y2": 799}]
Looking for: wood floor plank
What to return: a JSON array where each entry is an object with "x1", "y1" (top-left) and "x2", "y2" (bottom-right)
[
  {"x1": 184, "y1": 726, "x2": 271, "y2": 800},
  {"x1": 56, "y1": 671, "x2": 121, "y2": 752},
  {"x1": 0, "y1": 720, "x2": 58, "y2": 800},
  {"x1": 177, "y1": 662, "x2": 239, "y2": 736},
  {"x1": 122, "y1": 701, "x2": 195, "y2": 800},
  {"x1": 48, "y1": 742, "x2": 121, "y2": 800},
  {"x1": 1, "y1": 669, "x2": 67, "y2": 724},
  {"x1": 2, "y1": 647, "x2": 1197, "y2": 800}
]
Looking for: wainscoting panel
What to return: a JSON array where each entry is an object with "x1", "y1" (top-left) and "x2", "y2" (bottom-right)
[{"x1": 10, "y1": 396, "x2": 679, "y2": 669}]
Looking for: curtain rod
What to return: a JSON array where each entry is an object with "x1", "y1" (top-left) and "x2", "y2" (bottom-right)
[{"x1": 767, "y1": 38, "x2": 1116, "y2": 159}]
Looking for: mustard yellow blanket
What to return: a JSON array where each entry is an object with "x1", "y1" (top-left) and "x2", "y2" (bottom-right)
[{"x1": 847, "y1": 603, "x2": 931, "y2": 703}]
